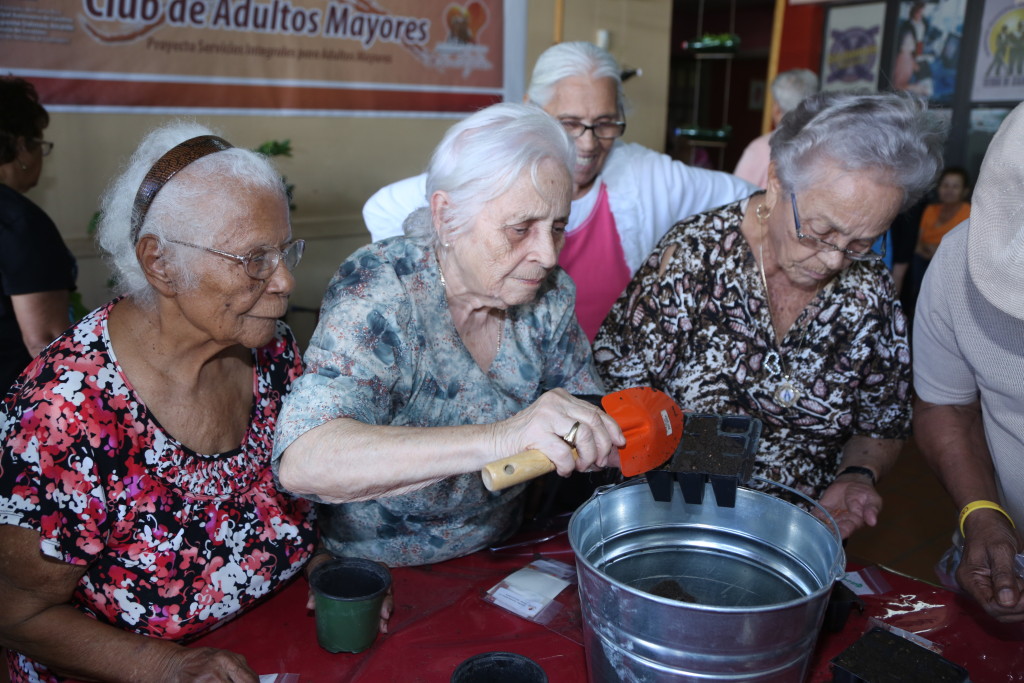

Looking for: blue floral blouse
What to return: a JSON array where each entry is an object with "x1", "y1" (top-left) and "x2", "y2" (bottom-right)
[{"x1": 273, "y1": 237, "x2": 602, "y2": 566}]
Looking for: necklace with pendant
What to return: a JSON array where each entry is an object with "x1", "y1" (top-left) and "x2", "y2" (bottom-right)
[{"x1": 756, "y1": 200, "x2": 812, "y2": 409}]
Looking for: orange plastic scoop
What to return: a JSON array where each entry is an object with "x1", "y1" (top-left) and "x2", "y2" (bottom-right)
[{"x1": 481, "y1": 386, "x2": 685, "y2": 491}]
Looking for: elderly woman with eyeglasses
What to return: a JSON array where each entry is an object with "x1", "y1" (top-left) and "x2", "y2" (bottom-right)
[
  {"x1": 595, "y1": 92, "x2": 946, "y2": 539},
  {"x1": 0, "y1": 76, "x2": 77, "y2": 394},
  {"x1": 363, "y1": 42, "x2": 754, "y2": 341},
  {"x1": 0, "y1": 121, "x2": 315, "y2": 683},
  {"x1": 274, "y1": 103, "x2": 623, "y2": 577}
]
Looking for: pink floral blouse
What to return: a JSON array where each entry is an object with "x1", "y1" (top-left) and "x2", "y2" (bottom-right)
[{"x1": 0, "y1": 301, "x2": 316, "y2": 682}]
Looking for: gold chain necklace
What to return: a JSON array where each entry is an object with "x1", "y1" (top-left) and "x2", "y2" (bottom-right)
[
  {"x1": 438, "y1": 254, "x2": 504, "y2": 357},
  {"x1": 756, "y1": 200, "x2": 810, "y2": 409}
]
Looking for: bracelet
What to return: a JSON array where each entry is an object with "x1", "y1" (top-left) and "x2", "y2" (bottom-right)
[
  {"x1": 836, "y1": 465, "x2": 877, "y2": 486},
  {"x1": 959, "y1": 500, "x2": 1016, "y2": 537}
]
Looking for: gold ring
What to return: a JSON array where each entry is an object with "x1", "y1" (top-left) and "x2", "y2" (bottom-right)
[{"x1": 562, "y1": 421, "x2": 581, "y2": 447}]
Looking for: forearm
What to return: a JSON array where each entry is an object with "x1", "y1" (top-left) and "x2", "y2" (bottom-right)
[
  {"x1": 278, "y1": 417, "x2": 501, "y2": 503},
  {"x1": 913, "y1": 398, "x2": 998, "y2": 508},
  {"x1": 837, "y1": 435, "x2": 903, "y2": 483},
  {"x1": 1, "y1": 600, "x2": 187, "y2": 683},
  {"x1": 915, "y1": 400, "x2": 1024, "y2": 620}
]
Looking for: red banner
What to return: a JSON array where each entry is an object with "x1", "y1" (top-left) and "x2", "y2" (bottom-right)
[{"x1": 0, "y1": 0, "x2": 510, "y2": 115}]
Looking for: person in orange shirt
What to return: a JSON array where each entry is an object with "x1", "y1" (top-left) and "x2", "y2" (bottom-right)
[
  {"x1": 916, "y1": 167, "x2": 971, "y2": 261},
  {"x1": 904, "y1": 167, "x2": 970, "y2": 322},
  {"x1": 914, "y1": 168, "x2": 970, "y2": 276}
]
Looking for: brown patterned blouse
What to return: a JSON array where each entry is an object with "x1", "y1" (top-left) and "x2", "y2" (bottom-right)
[{"x1": 593, "y1": 197, "x2": 911, "y2": 500}]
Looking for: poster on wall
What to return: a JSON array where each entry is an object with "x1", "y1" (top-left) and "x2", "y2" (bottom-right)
[
  {"x1": 0, "y1": 0, "x2": 521, "y2": 116},
  {"x1": 970, "y1": 0, "x2": 1024, "y2": 102},
  {"x1": 889, "y1": 0, "x2": 967, "y2": 105},
  {"x1": 967, "y1": 108, "x2": 1011, "y2": 180},
  {"x1": 821, "y1": 2, "x2": 886, "y2": 93}
]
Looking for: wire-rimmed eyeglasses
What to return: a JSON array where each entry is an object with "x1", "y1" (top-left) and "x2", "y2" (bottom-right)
[
  {"x1": 32, "y1": 139, "x2": 54, "y2": 157},
  {"x1": 558, "y1": 119, "x2": 627, "y2": 140},
  {"x1": 166, "y1": 238, "x2": 305, "y2": 280},
  {"x1": 791, "y1": 193, "x2": 885, "y2": 262}
]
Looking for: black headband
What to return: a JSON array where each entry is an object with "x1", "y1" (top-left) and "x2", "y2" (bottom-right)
[{"x1": 130, "y1": 135, "x2": 234, "y2": 243}]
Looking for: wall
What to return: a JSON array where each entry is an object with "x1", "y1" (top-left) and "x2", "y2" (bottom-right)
[
  {"x1": 776, "y1": 2, "x2": 825, "y2": 74},
  {"x1": 23, "y1": 0, "x2": 673, "y2": 348}
]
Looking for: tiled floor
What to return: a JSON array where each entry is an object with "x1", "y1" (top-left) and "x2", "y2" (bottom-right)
[{"x1": 844, "y1": 437, "x2": 957, "y2": 584}]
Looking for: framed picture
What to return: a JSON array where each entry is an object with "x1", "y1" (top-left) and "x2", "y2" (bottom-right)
[
  {"x1": 970, "y1": 0, "x2": 1024, "y2": 102},
  {"x1": 967, "y1": 108, "x2": 1012, "y2": 181},
  {"x1": 821, "y1": 2, "x2": 887, "y2": 93},
  {"x1": 889, "y1": 0, "x2": 968, "y2": 105}
]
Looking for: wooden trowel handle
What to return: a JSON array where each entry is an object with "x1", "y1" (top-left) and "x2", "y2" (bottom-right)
[{"x1": 481, "y1": 449, "x2": 555, "y2": 492}]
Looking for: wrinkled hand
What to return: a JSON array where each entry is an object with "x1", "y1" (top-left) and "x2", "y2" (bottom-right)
[
  {"x1": 958, "y1": 511, "x2": 1024, "y2": 623},
  {"x1": 305, "y1": 555, "x2": 395, "y2": 634},
  {"x1": 816, "y1": 479, "x2": 882, "y2": 540},
  {"x1": 162, "y1": 647, "x2": 258, "y2": 683},
  {"x1": 495, "y1": 388, "x2": 625, "y2": 476}
]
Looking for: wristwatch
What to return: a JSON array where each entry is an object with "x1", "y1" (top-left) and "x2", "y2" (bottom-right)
[{"x1": 836, "y1": 465, "x2": 877, "y2": 486}]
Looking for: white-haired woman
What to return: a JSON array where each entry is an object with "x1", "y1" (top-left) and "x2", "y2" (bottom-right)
[
  {"x1": 596, "y1": 92, "x2": 946, "y2": 539},
  {"x1": 734, "y1": 68, "x2": 820, "y2": 189},
  {"x1": 274, "y1": 103, "x2": 624, "y2": 575},
  {"x1": 363, "y1": 41, "x2": 754, "y2": 340},
  {"x1": 0, "y1": 121, "x2": 315, "y2": 682}
]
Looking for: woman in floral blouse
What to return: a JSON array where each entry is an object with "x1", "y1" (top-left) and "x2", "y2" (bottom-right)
[
  {"x1": 274, "y1": 103, "x2": 624, "y2": 577},
  {"x1": 595, "y1": 92, "x2": 945, "y2": 540},
  {"x1": 0, "y1": 122, "x2": 316, "y2": 682}
]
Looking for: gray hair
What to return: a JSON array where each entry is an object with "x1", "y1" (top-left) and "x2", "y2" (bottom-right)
[
  {"x1": 770, "y1": 91, "x2": 946, "y2": 211},
  {"x1": 404, "y1": 102, "x2": 575, "y2": 246},
  {"x1": 97, "y1": 120, "x2": 287, "y2": 308},
  {"x1": 771, "y1": 69, "x2": 819, "y2": 114},
  {"x1": 526, "y1": 41, "x2": 626, "y2": 115}
]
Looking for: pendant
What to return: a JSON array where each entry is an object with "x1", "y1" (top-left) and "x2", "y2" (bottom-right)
[{"x1": 774, "y1": 376, "x2": 802, "y2": 408}]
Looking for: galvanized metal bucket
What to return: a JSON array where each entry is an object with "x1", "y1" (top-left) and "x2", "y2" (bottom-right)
[{"x1": 568, "y1": 477, "x2": 845, "y2": 682}]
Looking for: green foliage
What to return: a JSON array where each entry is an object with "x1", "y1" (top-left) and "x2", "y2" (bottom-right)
[
  {"x1": 254, "y1": 139, "x2": 293, "y2": 157},
  {"x1": 254, "y1": 139, "x2": 296, "y2": 212},
  {"x1": 683, "y1": 33, "x2": 740, "y2": 53},
  {"x1": 701, "y1": 32, "x2": 740, "y2": 45},
  {"x1": 87, "y1": 210, "x2": 100, "y2": 237},
  {"x1": 69, "y1": 291, "x2": 89, "y2": 322}
]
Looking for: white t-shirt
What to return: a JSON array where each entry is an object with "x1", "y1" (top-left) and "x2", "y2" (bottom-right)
[{"x1": 360, "y1": 141, "x2": 756, "y2": 275}]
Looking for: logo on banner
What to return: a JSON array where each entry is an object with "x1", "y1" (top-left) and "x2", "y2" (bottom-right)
[
  {"x1": 425, "y1": 1, "x2": 492, "y2": 76},
  {"x1": 826, "y1": 26, "x2": 880, "y2": 84}
]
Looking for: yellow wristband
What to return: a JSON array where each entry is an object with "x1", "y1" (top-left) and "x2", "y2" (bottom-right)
[{"x1": 959, "y1": 500, "x2": 1016, "y2": 537}]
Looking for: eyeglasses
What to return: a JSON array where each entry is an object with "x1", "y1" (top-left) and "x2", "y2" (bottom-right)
[
  {"x1": 32, "y1": 139, "x2": 54, "y2": 157},
  {"x1": 790, "y1": 193, "x2": 885, "y2": 262},
  {"x1": 166, "y1": 238, "x2": 305, "y2": 280},
  {"x1": 558, "y1": 119, "x2": 627, "y2": 140}
]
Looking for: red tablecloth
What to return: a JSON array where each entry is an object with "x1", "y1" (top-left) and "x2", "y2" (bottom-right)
[{"x1": 193, "y1": 537, "x2": 1024, "y2": 682}]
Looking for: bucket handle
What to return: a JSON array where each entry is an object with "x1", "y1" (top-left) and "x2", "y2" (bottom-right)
[
  {"x1": 591, "y1": 482, "x2": 619, "y2": 557},
  {"x1": 750, "y1": 475, "x2": 846, "y2": 580}
]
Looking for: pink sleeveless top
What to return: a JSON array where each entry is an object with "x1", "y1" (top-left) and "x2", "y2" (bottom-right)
[{"x1": 559, "y1": 183, "x2": 632, "y2": 341}]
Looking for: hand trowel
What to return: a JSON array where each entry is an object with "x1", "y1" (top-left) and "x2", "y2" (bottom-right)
[{"x1": 480, "y1": 386, "x2": 685, "y2": 492}]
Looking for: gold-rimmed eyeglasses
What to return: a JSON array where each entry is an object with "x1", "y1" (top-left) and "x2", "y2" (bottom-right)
[
  {"x1": 791, "y1": 193, "x2": 885, "y2": 262},
  {"x1": 166, "y1": 238, "x2": 305, "y2": 280},
  {"x1": 558, "y1": 119, "x2": 627, "y2": 140}
]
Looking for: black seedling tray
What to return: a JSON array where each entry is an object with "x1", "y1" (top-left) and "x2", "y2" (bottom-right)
[
  {"x1": 645, "y1": 413, "x2": 761, "y2": 507},
  {"x1": 830, "y1": 627, "x2": 969, "y2": 683}
]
